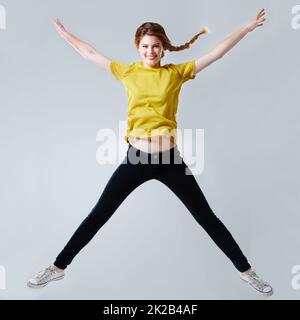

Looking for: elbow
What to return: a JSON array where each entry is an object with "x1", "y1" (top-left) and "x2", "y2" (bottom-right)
[
  {"x1": 216, "y1": 53, "x2": 224, "y2": 60},
  {"x1": 83, "y1": 47, "x2": 96, "y2": 60},
  {"x1": 87, "y1": 47, "x2": 96, "y2": 55},
  {"x1": 211, "y1": 49, "x2": 223, "y2": 61}
]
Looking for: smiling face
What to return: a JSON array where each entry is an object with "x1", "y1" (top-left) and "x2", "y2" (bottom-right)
[{"x1": 138, "y1": 35, "x2": 164, "y2": 68}]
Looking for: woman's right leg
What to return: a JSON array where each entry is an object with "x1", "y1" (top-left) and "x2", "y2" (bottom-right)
[{"x1": 53, "y1": 156, "x2": 151, "y2": 270}]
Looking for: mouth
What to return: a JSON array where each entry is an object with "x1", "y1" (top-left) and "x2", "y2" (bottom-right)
[{"x1": 146, "y1": 56, "x2": 156, "y2": 60}]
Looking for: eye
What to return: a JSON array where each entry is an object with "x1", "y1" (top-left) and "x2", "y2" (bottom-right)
[{"x1": 142, "y1": 45, "x2": 160, "y2": 48}]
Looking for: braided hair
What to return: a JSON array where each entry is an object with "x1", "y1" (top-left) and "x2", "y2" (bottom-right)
[{"x1": 134, "y1": 22, "x2": 208, "y2": 58}]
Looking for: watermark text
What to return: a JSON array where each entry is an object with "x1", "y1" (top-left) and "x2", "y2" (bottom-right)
[
  {"x1": 291, "y1": 5, "x2": 300, "y2": 30},
  {"x1": 95, "y1": 121, "x2": 205, "y2": 175},
  {"x1": 0, "y1": 265, "x2": 6, "y2": 290},
  {"x1": 0, "y1": 5, "x2": 6, "y2": 30},
  {"x1": 292, "y1": 265, "x2": 300, "y2": 290}
]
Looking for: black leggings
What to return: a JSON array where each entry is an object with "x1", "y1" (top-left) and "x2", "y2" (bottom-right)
[{"x1": 54, "y1": 144, "x2": 251, "y2": 272}]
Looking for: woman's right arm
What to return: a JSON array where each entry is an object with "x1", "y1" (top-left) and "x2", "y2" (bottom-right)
[{"x1": 52, "y1": 19, "x2": 111, "y2": 72}]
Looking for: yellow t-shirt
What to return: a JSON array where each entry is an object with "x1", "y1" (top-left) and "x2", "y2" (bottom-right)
[{"x1": 110, "y1": 59, "x2": 196, "y2": 144}]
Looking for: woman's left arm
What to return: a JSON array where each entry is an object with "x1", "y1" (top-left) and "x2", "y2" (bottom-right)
[{"x1": 195, "y1": 8, "x2": 266, "y2": 74}]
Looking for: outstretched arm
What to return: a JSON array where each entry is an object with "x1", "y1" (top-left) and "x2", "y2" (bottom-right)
[
  {"x1": 195, "y1": 8, "x2": 266, "y2": 74},
  {"x1": 52, "y1": 19, "x2": 111, "y2": 72}
]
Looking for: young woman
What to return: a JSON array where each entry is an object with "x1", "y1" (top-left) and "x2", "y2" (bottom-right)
[{"x1": 28, "y1": 9, "x2": 273, "y2": 296}]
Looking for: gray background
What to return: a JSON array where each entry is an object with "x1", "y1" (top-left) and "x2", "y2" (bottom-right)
[{"x1": 0, "y1": 0, "x2": 299, "y2": 299}]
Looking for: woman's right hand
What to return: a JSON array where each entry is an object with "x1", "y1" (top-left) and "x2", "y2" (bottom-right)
[{"x1": 52, "y1": 19, "x2": 67, "y2": 37}]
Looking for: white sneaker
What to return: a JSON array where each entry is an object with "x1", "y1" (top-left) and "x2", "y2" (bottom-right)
[
  {"x1": 27, "y1": 265, "x2": 65, "y2": 289},
  {"x1": 240, "y1": 269, "x2": 273, "y2": 296}
]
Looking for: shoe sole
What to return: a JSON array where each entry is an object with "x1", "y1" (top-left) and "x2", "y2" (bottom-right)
[
  {"x1": 27, "y1": 274, "x2": 65, "y2": 289},
  {"x1": 240, "y1": 278, "x2": 273, "y2": 297}
]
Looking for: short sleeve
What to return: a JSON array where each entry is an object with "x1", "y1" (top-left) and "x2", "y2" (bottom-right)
[
  {"x1": 110, "y1": 61, "x2": 131, "y2": 80},
  {"x1": 174, "y1": 59, "x2": 196, "y2": 83}
]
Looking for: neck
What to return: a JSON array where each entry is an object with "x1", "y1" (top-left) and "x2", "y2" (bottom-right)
[{"x1": 143, "y1": 62, "x2": 161, "y2": 68}]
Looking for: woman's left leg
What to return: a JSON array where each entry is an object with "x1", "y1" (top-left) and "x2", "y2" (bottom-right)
[{"x1": 155, "y1": 156, "x2": 251, "y2": 273}]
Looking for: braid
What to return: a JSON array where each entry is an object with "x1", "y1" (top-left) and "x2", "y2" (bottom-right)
[
  {"x1": 134, "y1": 23, "x2": 209, "y2": 59},
  {"x1": 166, "y1": 27, "x2": 209, "y2": 52}
]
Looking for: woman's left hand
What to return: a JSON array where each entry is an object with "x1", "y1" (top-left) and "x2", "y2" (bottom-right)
[{"x1": 246, "y1": 8, "x2": 266, "y2": 32}]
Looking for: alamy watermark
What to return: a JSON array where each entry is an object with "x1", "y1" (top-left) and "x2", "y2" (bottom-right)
[
  {"x1": 291, "y1": 265, "x2": 300, "y2": 290},
  {"x1": 0, "y1": 265, "x2": 6, "y2": 290},
  {"x1": 96, "y1": 121, "x2": 204, "y2": 175},
  {"x1": 0, "y1": 5, "x2": 6, "y2": 30},
  {"x1": 291, "y1": 5, "x2": 300, "y2": 30}
]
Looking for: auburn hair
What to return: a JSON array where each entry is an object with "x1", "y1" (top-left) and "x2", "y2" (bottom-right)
[{"x1": 134, "y1": 22, "x2": 208, "y2": 58}]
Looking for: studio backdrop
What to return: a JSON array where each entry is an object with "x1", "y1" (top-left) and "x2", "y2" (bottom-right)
[{"x1": 0, "y1": 0, "x2": 299, "y2": 299}]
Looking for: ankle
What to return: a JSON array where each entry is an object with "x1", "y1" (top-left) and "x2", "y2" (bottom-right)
[
  {"x1": 53, "y1": 265, "x2": 64, "y2": 272},
  {"x1": 241, "y1": 267, "x2": 253, "y2": 276}
]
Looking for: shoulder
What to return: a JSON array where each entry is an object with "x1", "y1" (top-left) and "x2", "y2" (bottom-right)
[
  {"x1": 167, "y1": 60, "x2": 196, "y2": 82},
  {"x1": 168, "y1": 60, "x2": 195, "y2": 72},
  {"x1": 110, "y1": 61, "x2": 138, "y2": 80}
]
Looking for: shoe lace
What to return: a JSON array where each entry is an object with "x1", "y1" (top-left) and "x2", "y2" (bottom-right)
[
  {"x1": 36, "y1": 266, "x2": 54, "y2": 280},
  {"x1": 247, "y1": 270, "x2": 270, "y2": 290}
]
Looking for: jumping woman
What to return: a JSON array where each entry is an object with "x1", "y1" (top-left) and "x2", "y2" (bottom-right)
[{"x1": 28, "y1": 8, "x2": 273, "y2": 296}]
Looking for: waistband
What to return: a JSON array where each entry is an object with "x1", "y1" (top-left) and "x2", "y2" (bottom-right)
[
  {"x1": 128, "y1": 143, "x2": 178, "y2": 156},
  {"x1": 126, "y1": 143, "x2": 182, "y2": 165}
]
